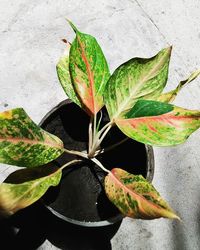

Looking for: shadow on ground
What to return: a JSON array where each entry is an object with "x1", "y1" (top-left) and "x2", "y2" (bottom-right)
[{"x1": 0, "y1": 202, "x2": 122, "y2": 250}]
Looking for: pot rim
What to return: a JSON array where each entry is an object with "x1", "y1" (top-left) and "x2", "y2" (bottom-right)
[{"x1": 39, "y1": 99, "x2": 155, "y2": 227}]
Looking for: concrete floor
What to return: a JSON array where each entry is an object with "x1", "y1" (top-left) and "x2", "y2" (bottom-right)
[{"x1": 0, "y1": 0, "x2": 200, "y2": 249}]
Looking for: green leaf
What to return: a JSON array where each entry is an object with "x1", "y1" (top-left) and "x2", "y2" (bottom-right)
[
  {"x1": 0, "y1": 108, "x2": 64, "y2": 167},
  {"x1": 104, "y1": 47, "x2": 172, "y2": 120},
  {"x1": 68, "y1": 21, "x2": 110, "y2": 116},
  {"x1": 56, "y1": 41, "x2": 81, "y2": 107},
  {"x1": 116, "y1": 99, "x2": 200, "y2": 146},
  {"x1": 125, "y1": 99, "x2": 173, "y2": 118},
  {"x1": 158, "y1": 69, "x2": 200, "y2": 103},
  {"x1": 0, "y1": 163, "x2": 62, "y2": 216},
  {"x1": 105, "y1": 168, "x2": 179, "y2": 220}
]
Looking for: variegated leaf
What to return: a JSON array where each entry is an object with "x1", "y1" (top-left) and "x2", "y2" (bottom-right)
[
  {"x1": 105, "y1": 168, "x2": 179, "y2": 220},
  {"x1": 0, "y1": 108, "x2": 64, "y2": 167},
  {"x1": 68, "y1": 21, "x2": 110, "y2": 115},
  {"x1": 158, "y1": 69, "x2": 200, "y2": 103},
  {"x1": 105, "y1": 47, "x2": 171, "y2": 120},
  {"x1": 0, "y1": 164, "x2": 62, "y2": 216},
  {"x1": 116, "y1": 99, "x2": 200, "y2": 146},
  {"x1": 56, "y1": 41, "x2": 81, "y2": 107}
]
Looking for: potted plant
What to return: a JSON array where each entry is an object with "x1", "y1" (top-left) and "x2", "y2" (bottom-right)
[{"x1": 0, "y1": 20, "x2": 200, "y2": 226}]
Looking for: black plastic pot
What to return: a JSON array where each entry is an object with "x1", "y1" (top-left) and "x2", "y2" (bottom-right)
[{"x1": 39, "y1": 100, "x2": 154, "y2": 228}]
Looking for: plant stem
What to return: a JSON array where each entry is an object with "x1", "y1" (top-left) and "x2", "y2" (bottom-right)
[
  {"x1": 63, "y1": 149, "x2": 109, "y2": 173},
  {"x1": 97, "y1": 120, "x2": 113, "y2": 137},
  {"x1": 88, "y1": 121, "x2": 114, "y2": 157},
  {"x1": 91, "y1": 157, "x2": 110, "y2": 173},
  {"x1": 93, "y1": 113, "x2": 97, "y2": 143},
  {"x1": 97, "y1": 124, "x2": 112, "y2": 146},
  {"x1": 94, "y1": 137, "x2": 129, "y2": 156},
  {"x1": 96, "y1": 110, "x2": 102, "y2": 132},
  {"x1": 60, "y1": 159, "x2": 82, "y2": 170},
  {"x1": 63, "y1": 148, "x2": 88, "y2": 159},
  {"x1": 88, "y1": 116, "x2": 93, "y2": 152}
]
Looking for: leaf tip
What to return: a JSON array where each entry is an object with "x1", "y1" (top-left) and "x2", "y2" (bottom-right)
[
  {"x1": 172, "y1": 213, "x2": 181, "y2": 221},
  {"x1": 165, "y1": 210, "x2": 181, "y2": 221},
  {"x1": 165, "y1": 45, "x2": 173, "y2": 56},
  {"x1": 159, "y1": 45, "x2": 172, "y2": 58},
  {"x1": 66, "y1": 18, "x2": 79, "y2": 33}
]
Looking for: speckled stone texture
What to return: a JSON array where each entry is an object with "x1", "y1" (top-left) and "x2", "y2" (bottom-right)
[{"x1": 0, "y1": 0, "x2": 200, "y2": 249}]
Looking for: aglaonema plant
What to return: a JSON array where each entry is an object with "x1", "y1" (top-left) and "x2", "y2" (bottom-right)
[{"x1": 1, "y1": 20, "x2": 200, "y2": 220}]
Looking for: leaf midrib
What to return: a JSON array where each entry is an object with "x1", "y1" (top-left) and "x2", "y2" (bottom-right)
[
  {"x1": 0, "y1": 137, "x2": 63, "y2": 149},
  {"x1": 77, "y1": 35, "x2": 96, "y2": 113}
]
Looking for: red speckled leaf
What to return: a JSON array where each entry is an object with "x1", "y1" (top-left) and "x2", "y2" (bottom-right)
[
  {"x1": 116, "y1": 99, "x2": 200, "y2": 146},
  {"x1": 68, "y1": 21, "x2": 110, "y2": 115},
  {"x1": 105, "y1": 168, "x2": 179, "y2": 220},
  {"x1": 0, "y1": 108, "x2": 64, "y2": 167},
  {"x1": 104, "y1": 47, "x2": 171, "y2": 120},
  {"x1": 0, "y1": 163, "x2": 62, "y2": 216}
]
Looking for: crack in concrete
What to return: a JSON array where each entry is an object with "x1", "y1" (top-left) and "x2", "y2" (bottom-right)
[
  {"x1": 129, "y1": 0, "x2": 188, "y2": 77},
  {"x1": 133, "y1": 0, "x2": 169, "y2": 44}
]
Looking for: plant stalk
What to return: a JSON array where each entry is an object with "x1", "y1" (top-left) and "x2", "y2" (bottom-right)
[
  {"x1": 91, "y1": 157, "x2": 110, "y2": 173},
  {"x1": 88, "y1": 121, "x2": 114, "y2": 157},
  {"x1": 97, "y1": 120, "x2": 113, "y2": 137},
  {"x1": 63, "y1": 149, "x2": 109, "y2": 174},
  {"x1": 94, "y1": 137, "x2": 129, "y2": 156},
  {"x1": 93, "y1": 113, "x2": 97, "y2": 143},
  {"x1": 89, "y1": 125, "x2": 112, "y2": 157},
  {"x1": 88, "y1": 116, "x2": 93, "y2": 152},
  {"x1": 97, "y1": 124, "x2": 112, "y2": 146},
  {"x1": 60, "y1": 159, "x2": 82, "y2": 170},
  {"x1": 63, "y1": 148, "x2": 88, "y2": 159}
]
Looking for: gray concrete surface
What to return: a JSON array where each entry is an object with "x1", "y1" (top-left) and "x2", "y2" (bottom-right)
[{"x1": 0, "y1": 0, "x2": 200, "y2": 249}]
